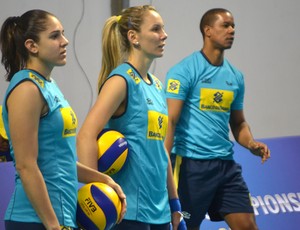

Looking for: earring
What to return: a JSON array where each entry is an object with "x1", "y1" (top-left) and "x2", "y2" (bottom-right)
[{"x1": 133, "y1": 41, "x2": 140, "y2": 48}]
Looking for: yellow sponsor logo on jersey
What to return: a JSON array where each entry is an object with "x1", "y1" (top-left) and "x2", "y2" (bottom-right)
[
  {"x1": 0, "y1": 106, "x2": 8, "y2": 139},
  {"x1": 152, "y1": 75, "x2": 163, "y2": 91},
  {"x1": 147, "y1": 111, "x2": 168, "y2": 140},
  {"x1": 60, "y1": 107, "x2": 78, "y2": 137},
  {"x1": 200, "y1": 88, "x2": 233, "y2": 112},
  {"x1": 127, "y1": 68, "x2": 141, "y2": 84},
  {"x1": 167, "y1": 79, "x2": 180, "y2": 94},
  {"x1": 29, "y1": 72, "x2": 44, "y2": 88}
]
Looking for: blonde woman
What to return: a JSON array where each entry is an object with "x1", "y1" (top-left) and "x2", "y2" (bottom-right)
[{"x1": 77, "y1": 5, "x2": 186, "y2": 230}]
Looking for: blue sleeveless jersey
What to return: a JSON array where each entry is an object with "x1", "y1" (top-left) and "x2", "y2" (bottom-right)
[
  {"x1": 3, "y1": 70, "x2": 78, "y2": 227},
  {"x1": 107, "y1": 63, "x2": 170, "y2": 224},
  {"x1": 165, "y1": 51, "x2": 245, "y2": 160}
]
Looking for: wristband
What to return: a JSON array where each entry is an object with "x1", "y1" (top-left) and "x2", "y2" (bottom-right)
[
  {"x1": 169, "y1": 198, "x2": 181, "y2": 213},
  {"x1": 178, "y1": 219, "x2": 187, "y2": 230}
]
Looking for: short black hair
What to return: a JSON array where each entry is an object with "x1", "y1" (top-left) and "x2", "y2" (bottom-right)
[{"x1": 199, "y1": 8, "x2": 231, "y2": 38}]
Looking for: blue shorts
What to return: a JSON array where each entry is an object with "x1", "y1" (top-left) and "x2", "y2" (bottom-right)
[
  {"x1": 112, "y1": 220, "x2": 170, "y2": 230},
  {"x1": 172, "y1": 155, "x2": 254, "y2": 228},
  {"x1": 5, "y1": 221, "x2": 74, "y2": 230}
]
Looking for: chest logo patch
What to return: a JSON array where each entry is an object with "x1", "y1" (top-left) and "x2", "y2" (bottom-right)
[
  {"x1": 147, "y1": 111, "x2": 168, "y2": 140},
  {"x1": 200, "y1": 88, "x2": 234, "y2": 112},
  {"x1": 60, "y1": 107, "x2": 78, "y2": 137}
]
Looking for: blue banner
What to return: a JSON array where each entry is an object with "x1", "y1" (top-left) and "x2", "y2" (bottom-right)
[{"x1": 0, "y1": 136, "x2": 299, "y2": 229}]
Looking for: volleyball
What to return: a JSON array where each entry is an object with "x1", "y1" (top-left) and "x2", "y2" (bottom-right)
[
  {"x1": 97, "y1": 129, "x2": 128, "y2": 175},
  {"x1": 76, "y1": 182, "x2": 122, "y2": 230}
]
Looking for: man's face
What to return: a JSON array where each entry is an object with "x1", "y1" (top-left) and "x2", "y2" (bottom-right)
[{"x1": 207, "y1": 12, "x2": 235, "y2": 50}]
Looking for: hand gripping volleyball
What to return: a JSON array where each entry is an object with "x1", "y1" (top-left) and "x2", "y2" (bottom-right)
[{"x1": 76, "y1": 182, "x2": 122, "y2": 230}]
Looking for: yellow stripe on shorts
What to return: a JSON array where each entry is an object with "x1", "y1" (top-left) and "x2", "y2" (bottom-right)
[
  {"x1": 60, "y1": 226, "x2": 72, "y2": 230},
  {"x1": 173, "y1": 155, "x2": 182, "y2": 190}
]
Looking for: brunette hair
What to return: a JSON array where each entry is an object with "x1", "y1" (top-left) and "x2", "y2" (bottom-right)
[{"x1": 0, "y1": 9, "x2": 55, "y2": 81}]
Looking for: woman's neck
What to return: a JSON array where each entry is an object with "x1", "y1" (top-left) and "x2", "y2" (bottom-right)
[
  {"x1": 26, "y1": 59, "x2": 52, "y2": 80},
  {"x1": 127, "y1": 54, "x2": 153, "y2": 83}
]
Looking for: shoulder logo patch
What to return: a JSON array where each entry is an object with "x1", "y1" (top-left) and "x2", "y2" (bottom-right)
[
  {"x1": 127, "y1": 68, "x2": 140, "y2": 84},
  {"x1": 29, "y1": 72, "x2": 44, "y2": 88},
  {"x1": 167, "y1": 79, "x2": 180, "y2": 94}
]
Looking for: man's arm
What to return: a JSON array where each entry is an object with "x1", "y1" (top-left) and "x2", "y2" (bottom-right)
[{"x1": 230, "y1": 110, "x2": 271, "y2": 163}]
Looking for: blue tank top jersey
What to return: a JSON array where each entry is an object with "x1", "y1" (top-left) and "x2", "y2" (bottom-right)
[
  {"x1": 165, "y1": 51, "x2": 245, "y2": 160},
  {"x1": 3, "y1": 70, "x2": 78, "y2": 227},
  {"x1": 106, "y1": 63, "x2": 170, "y2": 224}
]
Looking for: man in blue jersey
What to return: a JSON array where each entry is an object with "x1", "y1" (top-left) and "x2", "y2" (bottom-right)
[{"x1": 165, "y1": 8, "x2": 270, "y2": 230}]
